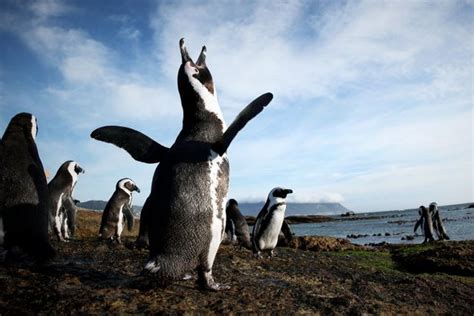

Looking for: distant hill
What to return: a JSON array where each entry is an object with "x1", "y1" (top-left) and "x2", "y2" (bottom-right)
[
  {"x1": 238, "y1": 202, "x2": 352, "y2": 216},
  {"x1": 77, "y1": 200, "x2": 474, "y2": 217},
  {"x1": 78, "y1": 200, "x2": 142, "y2": 215},
  {"x1": 78, "y1": 200, "x2": 349, "y2": 216}
]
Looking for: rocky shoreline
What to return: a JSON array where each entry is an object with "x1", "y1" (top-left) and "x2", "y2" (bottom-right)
[{"x1": 1, "y1": 209, "x2": 473, "y2": 314}]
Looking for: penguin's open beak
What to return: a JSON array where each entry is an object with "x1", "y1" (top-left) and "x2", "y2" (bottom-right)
[
  {"x1": 180, "y1": 38, "x2": 192, "y2": 64},
  {"x1": 196, "y1": 46, "x2": 206, "y2": 66},
  {"x1": 75, "y1": 165, "x2": 85, "y2": 174}
]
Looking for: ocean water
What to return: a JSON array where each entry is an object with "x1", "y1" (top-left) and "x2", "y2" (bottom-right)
[{"x1": 290, "y1": 207, "x2": 474, "y2": 245}]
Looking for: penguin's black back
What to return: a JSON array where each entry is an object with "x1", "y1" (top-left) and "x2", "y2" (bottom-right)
[
  {"x1": 48, "y1": 161, "x2": 74, "y2": 194},
  {"x1": 0, "y1": 113, "x2": 55, "y2": 259}
]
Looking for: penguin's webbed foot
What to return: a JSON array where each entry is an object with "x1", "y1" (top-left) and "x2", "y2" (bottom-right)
[
  {"x1": 202, "y1": 281, "x2": 231, "y2": 291},
  {"x1": 253, "y1": 251, "x2": 263, "y2": 259},
  {"x1": 198, "y1": 269, "x2": 230, "y2": 291},
  {"x1": 198, "y1": 277, "x2": 230, "y2": 291}
]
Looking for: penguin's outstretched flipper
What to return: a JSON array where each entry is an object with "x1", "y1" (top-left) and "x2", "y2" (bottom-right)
[
  {"x1": 91, "y1": 126, "x2": 169, "y2": 163},
  {"x1": 213, "y1": 93, "x2": 273, "y2": 156},
  {"x1": 414, "y1": 217, "x2": 423, "y2": 234}
]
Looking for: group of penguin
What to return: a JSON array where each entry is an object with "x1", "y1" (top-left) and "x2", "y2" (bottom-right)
[
  {"x1": 0, "y1": 39, "x2": 297, "y2": 291},
  {"x1": 414, "y1": 202, "x2": 449, "y2": 243}
]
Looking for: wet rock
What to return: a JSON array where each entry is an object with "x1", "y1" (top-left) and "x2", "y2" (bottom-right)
[
  {"x1": 347, "y1": 234, "x2": 369, "y2": 239},
  {"x1": 365, "y1": 241, "x2": 390, "y2": 247},
  {"x1": 341, "y1": 211, "x2": 355, "y2": 217}
]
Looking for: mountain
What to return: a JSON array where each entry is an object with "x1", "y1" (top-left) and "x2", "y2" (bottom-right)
[
  {"x1": 238, "y1": 202, "x2": 352, "y2": 216},
  {"x1": 78, "y1": 200, "x2": 474, "y2": 217},
  {"x1": 78, "y1": 200, "x2": 350, "y2": 216},
  {"x1": 78, "y1": 200, "x2": 142, "y2": 214}
]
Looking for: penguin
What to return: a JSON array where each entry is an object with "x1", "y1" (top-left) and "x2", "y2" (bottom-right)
[
  {"x1": 429, "y1": 202, "x2": 449, "y2": 240},
  {"x1": 99, "y1": 178, "x2": 139, "y2": 243},
  {"x1": 414, "y1": 207, "x2": 424, "y2": 235},
  {"x1": 419, "y1": 205, "x2": 435, "y2": 243},
  {"x1": 48, "y1": 160, "x2": 85, "y2": 241},
  {"x1": 252, "y1": 187, "x2": 293, "y2": 258},
  {"x1": 90, "y1": 38, "x2": 273, "y2": 290},
  {"x1": 0, "y1": 112, "x2": 55, "y2": 260},
  {"x1": 225, "y1": 199, "x2": 252, "y2": 249}
]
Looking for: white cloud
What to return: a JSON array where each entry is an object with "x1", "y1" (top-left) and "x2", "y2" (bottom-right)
[
  {"x1": 29, "y1": 0, "x2": 72, "y2": 20},
  {"x1": 149, "y1": 0, "x2": 472, "y2": 109},
  {"x1": 1, "y1": 0, "x2": 471, "y2": 210},
  {"x1": 118, "y1": 26, "x2": 141, "y2": 41}
]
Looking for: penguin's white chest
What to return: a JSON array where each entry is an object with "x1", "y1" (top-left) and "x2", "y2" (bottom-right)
[
  {"x1": 207, "y1": 151, "x2": 228, "y2": 265},
  {"x1": 259, "y1": 208, "x2": 286, "y2": 250},
  {"x1": 67, "y1": 163, "x2": 78, "y2": 192}
]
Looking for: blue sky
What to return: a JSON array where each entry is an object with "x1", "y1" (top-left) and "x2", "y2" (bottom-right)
[{"x1": 0, "y1": 0, "x2": 472, "y2": 212}]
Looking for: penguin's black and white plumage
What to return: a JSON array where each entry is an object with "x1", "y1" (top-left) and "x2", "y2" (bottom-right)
[
  {"x1": 0, "y1": 113, "x2": 55, "y2": 260},
  {"x1": 225, "y1": 199, "x2": 252, "y2": 249},
  {"x1": 99, "y1": 178, "x2": 139, "y2": 243},
  {"x1": 429, "y1": 202, "x2": 449, "y2": 241},
  {"x1": 252, "y1": 187, "x2": 293, "y2": 258},
  {"x1": 414, "y1": 207, "x2": 424, "y2": 235},
  {"x1": 48, "y1": 160, "x2": 84, "y2": 241},
  {"x1": 419, "y1": 205, "x2": 435, "y2": 243},
  {"x1": 91, "y1": 39, "x2": 273, "y2": 290}
]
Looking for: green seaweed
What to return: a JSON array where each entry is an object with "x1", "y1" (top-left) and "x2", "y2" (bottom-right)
[{"x1": 329, "y1": 250, "x2": 400, "y2": 274}]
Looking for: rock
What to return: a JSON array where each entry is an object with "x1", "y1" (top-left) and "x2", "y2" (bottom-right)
[
  {"x1": 288, "y1": 236, "x2": 363, "y2": 251},
  {"x1": 391, "y1": 241, "x2": 474, "y2": 276},
  {"x1": 341, "y1": 211, "x2": 355, "y2": 217},
  {"x1": 366, "y1": 241, "x2": 390, "y2": 247},
  {"x1": 347, "y1": 234, "x2": 369, "y2": 239}
]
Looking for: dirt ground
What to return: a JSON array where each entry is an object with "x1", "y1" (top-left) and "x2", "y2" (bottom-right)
[{"x1": 0, "y1": 210, "x2": 473, "y2": 314}]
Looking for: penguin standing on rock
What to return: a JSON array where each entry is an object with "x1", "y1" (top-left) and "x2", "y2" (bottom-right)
[
  {"x1": 99, "y1": 178, "x2": 139, "y2": 243},
  {"x1": 0, "y1": 113, "x2": 55, "y2": 260},
  {"x1": 252, "y1": 187, "x2": 293, "y2": 258},
  {"x1": 91, "y1": 38, "x2": 273, "y2": 290},
  {"x1": 48, "y1": 160, "x2": 84, "y2": 241}
]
